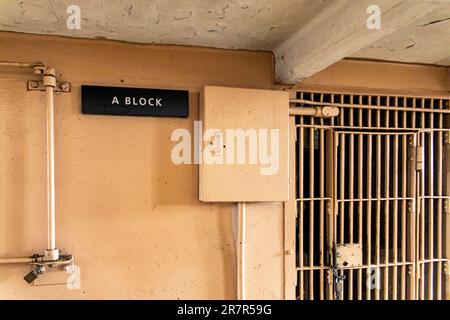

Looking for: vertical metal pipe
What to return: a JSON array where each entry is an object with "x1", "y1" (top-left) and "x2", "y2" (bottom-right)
[
  {"x1": 43, "y1": 68, "x2": 59, "y2": 261},
  {"x1": 46, "y1": 85, "x2": 56, "y2": 251},
  {"x1": 237, "y1": 202, "x2": 246, "y2": 300}
]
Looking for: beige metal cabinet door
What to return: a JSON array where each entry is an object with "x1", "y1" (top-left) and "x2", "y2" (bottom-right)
[{"x1": 199, "y1": 86, "x2": 289, "y2": 202}]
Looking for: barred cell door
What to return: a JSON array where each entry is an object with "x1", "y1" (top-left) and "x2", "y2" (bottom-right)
[
  {"x1": 292, "y1": 90, "x2": 450, "y2": 300},
  {"x1": 333, "y1": 130, "x2": 419, "y2": 300},
  {"x1": 415, "y1": 129, "x2": 450, "y2": 300}
]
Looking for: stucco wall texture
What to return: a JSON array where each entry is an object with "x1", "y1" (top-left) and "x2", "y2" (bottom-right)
[{"x1": 0, "y1": 32, "x2": 284, "y2": 299}]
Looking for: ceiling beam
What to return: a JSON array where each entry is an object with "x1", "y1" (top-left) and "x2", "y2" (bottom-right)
[{"x1": 274, "y1": 0, "x2": 446, "y2": 84}]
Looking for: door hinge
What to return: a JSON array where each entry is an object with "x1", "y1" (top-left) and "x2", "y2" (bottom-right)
[{"x1": 415, "y1": 146, "x2": 423, "y2": 171}]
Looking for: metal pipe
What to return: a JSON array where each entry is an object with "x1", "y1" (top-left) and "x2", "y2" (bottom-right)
[
  {"x1": 0, "y1": 257, "x2": 35, "y2": 264},
  {"x1": 0, "y1": 63, "x2": 67, "y2": 270},
  {"x1": 237, "y1": 202, "x2": 246, "y2": 300},
  {"x1": 291, "y1": 98, "x2": 450, "y2": 114},
  {"x1": 0, "y1": 61, "x2": 43, "y2": 68},
  {"x1": 289, "y1": 106, "x2": 339, "y2": 118},
  {"x1": 43, "y1": 68, "x2": 59, "y2": 261}
]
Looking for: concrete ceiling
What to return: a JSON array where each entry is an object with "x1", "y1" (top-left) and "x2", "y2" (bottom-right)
[
  {"x1": 0, "y1": 0, "x2": 449, "y2": 83},
  {"x1": 0, "y1": 0, "x2": 327, "y2": 50},
  {"x1": 351, "y1": 7, "x2": 450, "y2": 66}
]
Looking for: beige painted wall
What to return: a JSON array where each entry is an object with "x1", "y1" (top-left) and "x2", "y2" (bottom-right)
[
  {"x1": 1, "y1": 32, "x2": 448, "y2": 301},
  {"x1": 0, "y1": 32, "x2": 284, "y2": 299},
  {"x1": 298, "y1": 58, "x2": 450, "y2": 96}
]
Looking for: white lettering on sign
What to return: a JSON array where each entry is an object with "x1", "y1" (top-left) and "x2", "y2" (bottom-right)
[
  {"x1": 112, "y1": 96, "x2": 119, "y2": 104},
  {"x1": 122, "y1": 97, "x2": 163, "y2": 107}
]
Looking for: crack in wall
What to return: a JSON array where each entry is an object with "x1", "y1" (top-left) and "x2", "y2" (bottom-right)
[{"x1": 421, "y1": 17, "x2": 450, "y2": 27}]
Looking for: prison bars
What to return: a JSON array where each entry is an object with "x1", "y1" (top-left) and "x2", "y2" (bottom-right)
[{"x1": 293, "y1": 91, "x2": 450, "y2": 300}]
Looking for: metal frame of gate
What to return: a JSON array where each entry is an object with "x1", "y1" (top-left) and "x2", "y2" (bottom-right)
[{"x1": 288, "y1": 90, "x2": 450, "y2": 300}]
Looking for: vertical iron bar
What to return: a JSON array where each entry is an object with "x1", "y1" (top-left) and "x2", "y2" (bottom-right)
[
  {"x1": 319, "y1": 128, "x2": 325, "y2": 300},
  {"x1": 401, "y1": 97, "x2": 408, "y2": 300},
  {"x1": 407, "y1": 134, "x2": 417, "y2": 300},
  {"x1": 436, "y1": 100, "x2": 443, "y2": 299},
  {"x1": 384, "y1": 134, "x2": 390, "y2": 300},
  {"x1": 309, "y1": 121, "x2": 315, "y2": 300},
  {"x1": 375, "y1": 96, "x2": 381, "y2": 300},
  {"x1": 420, "y1": 99, "x2": 425, "y2": 300},
  {"x1": 298, "y1": 114, "x2": 304, "y2": 300},
  {"x1": 348, "y1": 96, "x2": 354, "y2": 300}
]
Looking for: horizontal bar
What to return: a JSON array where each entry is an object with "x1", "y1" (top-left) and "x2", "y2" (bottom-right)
[
  {"x1": 419, "y1": 196, "x2": 450, "y2": 199},
  {"x1": 296, "y1": 197, "x2": 333, "y2": 201},
  {"x1": 296, "y1": 124, "x2": 421, "y2": 131},
  {"x1": 297, "y1": 266, "x2": 331, "y2": 271},
  {"x1": 418, "y1": 258, "x2": 449, "y2": 264},
  {"x1": 336, "y1": 131, "x2": 417, "y2": 136},
  {"x1": 297, "y1": 262, "x2": 415, "y2": 271},
  {"x1": 0, "y1": 60, "x2": 43, "y2": 68},
  {"x1": 291, "y1": 99, "x2": 450, "y2": 114},
  {"x1": 293, "y1": 88, "x2": 450, "y2": 100},
  {"x1": 0, "y1": 255, "x2": 74, "y2": 265},
  {"x1": 0, "y1": 257, "x2": 35, "y2": 264},
  {"x1": 295, "y1": 125, "x2": 450, "y2": 133},
  {"x1": 337, "y1": 197, "x2": 414, "y2": 202}
]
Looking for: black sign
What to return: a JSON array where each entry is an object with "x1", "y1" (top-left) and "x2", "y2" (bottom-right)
[{"x1": 81, "y1": 85, "x2": 189, "y2": 118}]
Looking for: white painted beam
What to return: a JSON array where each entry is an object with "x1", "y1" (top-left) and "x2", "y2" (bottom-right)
[{"x1": 274, "y1": 0, "x2": 448, "y2": 84}]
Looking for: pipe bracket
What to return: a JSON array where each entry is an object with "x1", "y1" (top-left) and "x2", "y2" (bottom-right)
[{"x1": 27, "y1": 80, "x2": 71, "y2": 92}]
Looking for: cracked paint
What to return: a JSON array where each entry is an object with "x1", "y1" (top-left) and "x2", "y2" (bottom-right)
[
  {"x1": 174, "y1": 10, "x2": 192, "y2": 21},
  {"x1": 0, "y1": 0, "x2": 322, "y2": 51},
  {"x1": 0, "y1": 0, "x2": 448, "y2": 70}
]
